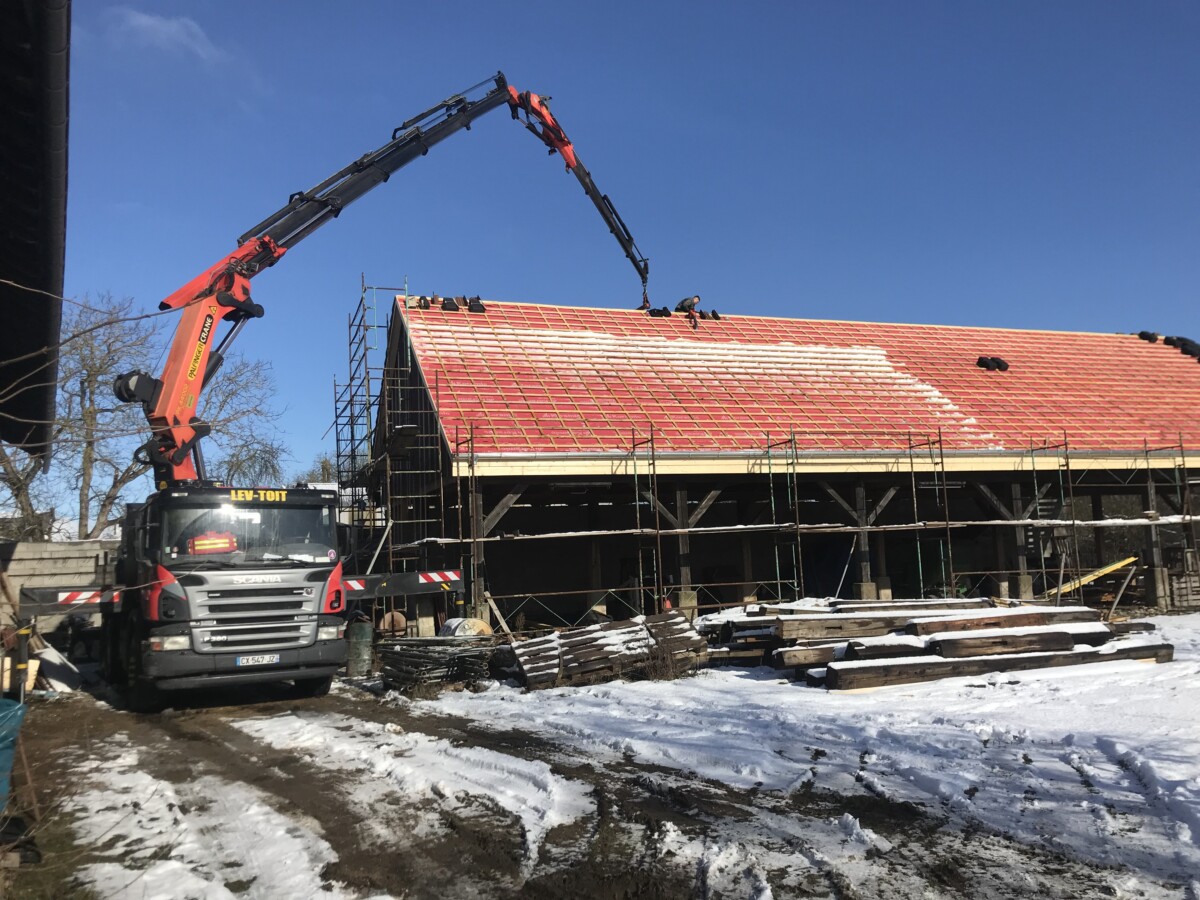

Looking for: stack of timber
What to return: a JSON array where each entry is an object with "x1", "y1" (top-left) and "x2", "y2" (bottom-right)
[
  {"x1": 511, "y1": 610, "x2": 708, "y2": 689},
  {"x1": 377, "y1": 636, "x2": 496, "y2": 689},
  {"x1": 760, "y1": 601, "x2": 1173, "y2": 690},
  {"x1": 703, "y1": 598, "x2": 997, "y2": 666}
]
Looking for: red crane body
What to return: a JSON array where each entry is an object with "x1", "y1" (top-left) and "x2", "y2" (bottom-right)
[{"x1": 115, "y1": 73, "x2": 649, "y2": 486}]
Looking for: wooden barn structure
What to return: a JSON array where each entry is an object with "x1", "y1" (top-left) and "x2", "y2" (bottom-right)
[{"x1": 335, "y1": 288, "x2": 1200, "y2": 633}]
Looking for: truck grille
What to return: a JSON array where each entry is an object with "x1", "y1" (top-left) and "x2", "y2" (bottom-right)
[
  {"x1": 194, "y1": 587, "x2": 317, "y2": 618},
  {"x1": 189, "y1": 580, "x2": 324, "y2": 653},
  {"x1": 193, "y1": 619, "x2": 317, "y2": 652}
]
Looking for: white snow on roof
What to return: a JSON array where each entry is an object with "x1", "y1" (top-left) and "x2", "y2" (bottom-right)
[{"x1": 411, "y1": 323, "x2": 1001, "y2": 448}]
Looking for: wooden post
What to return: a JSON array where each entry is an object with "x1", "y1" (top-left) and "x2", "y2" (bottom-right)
[
  {"x1": 675, "y1": 486, "x2": 691, "y2": 591},
  {"x1": 1091, "y1": 493, "x2": 1107, "y2": 567},
  {"x1": 853, "y1": 483, "x2": 875, "y2": 598}
]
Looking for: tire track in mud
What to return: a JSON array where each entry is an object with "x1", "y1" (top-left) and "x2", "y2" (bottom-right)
[
  {"x1": 322, "y1": 688, "x2": 1163, "y2": 900},
  {"x1": 18, "y1": 686, "x2": 1195, "y2": 900}
]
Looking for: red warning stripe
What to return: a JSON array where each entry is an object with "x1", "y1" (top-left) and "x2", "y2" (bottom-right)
[
  {"x1": 417, "y1": 571, "x2": 462, "y2": 584},
  {"x1": 344, "y1": 579, "x2": 366, "y2": 592},
  {"x1": 56, "y1": 590, "x2": 103, "y2": 605}
]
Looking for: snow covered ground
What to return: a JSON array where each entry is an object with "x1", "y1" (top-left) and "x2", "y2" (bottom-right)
[
  {"x1": 421, "y1": 612, "x2": 1200, "y2": 898},
  {"x1": 71, "y1": 735, "x2": 376, "y2": 900},
  {"x1": 55, "y1": 611, "x2": 1200, "y2": 899}
]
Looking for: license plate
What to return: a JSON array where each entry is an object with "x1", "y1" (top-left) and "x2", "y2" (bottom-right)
[{"x1": 236, "y1": 654, "x2": 281, "y2": 667}]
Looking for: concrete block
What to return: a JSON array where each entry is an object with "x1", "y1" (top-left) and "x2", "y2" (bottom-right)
[
  {"x1": 675, "y1": 589, "x2": 698, "y2": 613},
  {"x1": 853, "y1": 582, "x2": 878, "y2": 601},
  {"x1": 1011, "y1": 574, "x2": 1034, "y2": 600},
  {"x1": 876, "y1": 577, "x2": 893, "y2": 601},
  {"x1": 1146, "y1": 567, "x2": 1171, "y2": 611}
]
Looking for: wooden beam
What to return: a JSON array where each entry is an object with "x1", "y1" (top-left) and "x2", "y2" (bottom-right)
[
  {"x1": 484, "y1": 592, "x2": 514, "y2": 638},
  {"x1": 481, "y1": 482, "x2": 528, "y2": 536},
  {"x1": 904, "y1": 608, "x2": 1100, "y2": 636},
  {"x1": 1158, "y1": 490, "x2": 1184, "y2": 515},
  {"x1": 642, "y1": 491, "x2": 680, "y2": 529},
  {"x1": 676, "y1": 487, "x2": 692, "y2": 589},
  {"x1": 1020, "y1": 482, "x2": 1053, "y2": 519},
  {"x1": 818, "y1": 480, "x2": 860, "y2": 524},
  {"x1": 970, "y1": 481, "x2": 1014, "y2": 520},
  {"x1": 866, "y1": 485, "x2": 899, "y2": 526},
  {"x1": 688, "y1": 488, "x2": 723, "y2": 528},
  {"x1": 825, "y1": 643, "x2": 1174, "y2": 690},
  {"x1": 930, "y1": 631, "x2": 1076, "y2": 658}
]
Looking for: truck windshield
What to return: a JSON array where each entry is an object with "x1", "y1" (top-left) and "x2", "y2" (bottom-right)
[{"x1": 161, "y1": 503, "x2": 338, "y2": 567}]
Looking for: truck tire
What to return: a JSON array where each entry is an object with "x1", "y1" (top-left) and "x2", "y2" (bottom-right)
[
  {"x1": 122, "y1": 678, "x2": 164, "y2": 714},
  {"x1": 294, "y1": 674, "x2": 333, "y2": 698},
  {"x1": 116, "y1": 609, "x2": 163, "y2": 713}
]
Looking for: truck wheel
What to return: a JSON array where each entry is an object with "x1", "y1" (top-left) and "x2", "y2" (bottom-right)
[
  {"x1": 123, "y1": 679, "x2": 164, "y2": 714},
  {"x1": 294, "y1": 675, "x2": 333, "y2": 698},
  {"x1": 117, "y1": 612, "x2": 163, "y2": 713}
]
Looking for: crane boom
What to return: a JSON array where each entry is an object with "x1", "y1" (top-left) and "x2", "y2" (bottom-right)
[{"x1": 114, "y1": 72, "x2": 650, "y2": 487}]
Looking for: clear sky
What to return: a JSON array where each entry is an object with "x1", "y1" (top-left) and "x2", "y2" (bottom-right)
[{"x1": 65, "y1": 1, "x2": 1200, "y2": 472}]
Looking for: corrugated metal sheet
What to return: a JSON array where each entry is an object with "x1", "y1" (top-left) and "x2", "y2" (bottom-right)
[{"x1": 400, "y1": 299, "x2": 1200, "y2": 455}]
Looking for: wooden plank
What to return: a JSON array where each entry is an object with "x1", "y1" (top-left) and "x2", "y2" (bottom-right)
[
  {"x1": 829, "y1": 600, "x2": 988, "y2": 615},
  {"x1": 1036, "y1": 556, "x2": 1138, "y2": 600},
  {"x1": 485, "y1": 594, "x2": 514, "y2": 638},
  {"x1": 708, "y1": 648, "x2": 767, "y2": 666},
  {"x1": 563, "y1": 658, "x2": 622, "y2": 677},
  {"x1": 1109, "y1": 621, "x2": 1156, "y2": 635},
  {"x1": 826, "y1": 643, "x2": 1175, "y2": 690},
  {"x1": 804, "y1": 667, "x2": 828, "y2": 688},
  {"x1": 779, "y1": 617, "x2": 905, "y2": 640},
  {"x1": 843, "y1": 641, "x2": 930, "y2": 661},
  {"x1": 772, "y1": 645, "x2": 839, "y2": 668},
  {"x1": 930, "y1": 631, "x2": 1076, "y2": 658},
  {"x1": 904, "y1": 609, "x2": 1100, "y2": 636}
]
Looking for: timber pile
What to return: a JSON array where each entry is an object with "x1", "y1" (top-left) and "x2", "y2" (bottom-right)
[
  {"x1": 701, "y1": 598, "x2": 1005, "y2": 665},
  {"x1": 377, "y1": 636, "x2": 496, "y2": 689},
  {"x1": 757, "y1": 601, "x2": 1173, "y2": 690},
  {"x1": 512, "y1": 610, "x2": 708, "y2": 689}
]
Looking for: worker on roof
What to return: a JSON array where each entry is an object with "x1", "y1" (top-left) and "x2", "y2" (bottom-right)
[{"x1": 675, "y1": 294, "x2": 701, "y2": 330}]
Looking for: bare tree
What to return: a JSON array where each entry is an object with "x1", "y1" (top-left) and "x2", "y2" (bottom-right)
[
  {"x1": 0, "y1": 446, "x2": 55, "y2": 540},
  {"x1": 0, "y1": 294, "x2": 289, "y2": 539},
  {"x1": 294, "y1": 452, "x2": 337, "y2": 485},
  {"x1": 57, "y1": 295, "x2": 156, "y2": 538}
]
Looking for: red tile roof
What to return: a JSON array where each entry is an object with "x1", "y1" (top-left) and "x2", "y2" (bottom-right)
[{"x1": 399, "y1": 300, "x2": 1200, "y2": 456}]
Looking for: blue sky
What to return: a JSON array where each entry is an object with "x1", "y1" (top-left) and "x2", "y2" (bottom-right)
[{"x1": 65, "y1": 2, "x2": 1200, "y2": 471}]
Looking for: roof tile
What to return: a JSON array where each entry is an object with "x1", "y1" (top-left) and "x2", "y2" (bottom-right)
[{"x1": 398, "y1": 300, "x2": 1200, "y2": 456}]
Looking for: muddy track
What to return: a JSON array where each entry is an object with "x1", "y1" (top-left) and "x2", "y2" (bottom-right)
[{"x1": 10, "y1": 684, "x2": 1177, "y2": 899}]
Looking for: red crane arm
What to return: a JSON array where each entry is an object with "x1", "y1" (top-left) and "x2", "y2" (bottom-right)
[
  {"x1": 506, "y1": 88, "x2": 650, "y2": 295},
  {"x1": 116, "y1": 73, "x2": 650, "y2": 488}
]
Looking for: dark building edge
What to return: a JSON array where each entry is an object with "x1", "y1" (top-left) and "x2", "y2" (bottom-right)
[{"x1": 0, "y1": 0, "x2": 70, "y2": 462}]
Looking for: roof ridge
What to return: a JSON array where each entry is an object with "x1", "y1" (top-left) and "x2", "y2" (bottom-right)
[{"x1": 402, "y1": 296, "x2": 1140, "y2": 339}]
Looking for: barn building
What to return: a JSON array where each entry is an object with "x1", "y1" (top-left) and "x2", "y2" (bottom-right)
[{"x1": 335, "y1": 291, "x2": 1200, "y2": 634}]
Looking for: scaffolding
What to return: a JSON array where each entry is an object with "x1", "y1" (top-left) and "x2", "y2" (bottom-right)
[
  {"x1": 334, "y1": 283, "x2": 455, "y2": 577},
  {"x1": 332, "y1": 279, "x2": 381, "y2": 547},
  {"x1": 336, "y1": 303, "x2": 1200, "y2": 626}
]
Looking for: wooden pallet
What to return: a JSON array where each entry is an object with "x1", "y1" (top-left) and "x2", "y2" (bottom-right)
[{"x1": 511, "y1": 610, "x2": 708, "y2": 687}]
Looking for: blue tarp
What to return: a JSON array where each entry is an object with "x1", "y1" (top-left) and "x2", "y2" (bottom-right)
[{"x1": 0, "y1": 700, "x2": 28, "y2": 812}]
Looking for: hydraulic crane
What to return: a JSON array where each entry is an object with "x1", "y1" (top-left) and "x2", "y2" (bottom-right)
[
  {"x1": 114, "y1": 71, "x2": 650, "y2": 487},
  {"x1": 96, "y1": 73, "x2": 651, "y2": 709}
]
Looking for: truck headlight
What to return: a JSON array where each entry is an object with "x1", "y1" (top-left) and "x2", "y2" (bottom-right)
[
  {"x1": 317, "y1": 625, "x2": 345, "y2": 641},
  {"x1": 149, "y1": 635, "x2": 190, "y2": 651}
]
